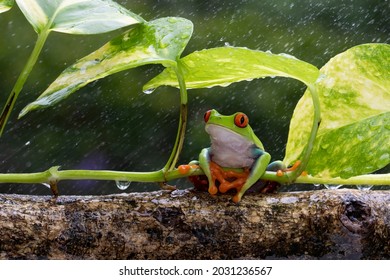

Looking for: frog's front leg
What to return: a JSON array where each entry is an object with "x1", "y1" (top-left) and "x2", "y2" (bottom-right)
[
  {"x1": 233, "y1": 150, "x2": 271, "y2": 203},
  {"x1": 199, "y1": 148, "x2": 251, "y2": 197},
  {"x1": 198, "y1": 147, "x2": 219, "y2": 195}
]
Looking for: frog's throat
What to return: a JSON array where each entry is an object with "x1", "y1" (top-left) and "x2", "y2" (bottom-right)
[{"x1": 206, "y1": 124, "x2": 256, "y2": 168}]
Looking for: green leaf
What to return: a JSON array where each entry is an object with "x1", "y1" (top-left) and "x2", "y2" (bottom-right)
[
  {"x1": 19, "y1": 17, "x2": 193, "y2": 117},
  {"x1": 285, "y1": 43, "x2": 390, "y2": 178},
  {"x1": 143, "y1": 47, "x2": 319, "y2": 90},
  {"x1": 0, "y1": 0, "x2": 14, "y2": 13},
  {"x1": 15, "y1": 0, "x2": 143, "y2": 34}
]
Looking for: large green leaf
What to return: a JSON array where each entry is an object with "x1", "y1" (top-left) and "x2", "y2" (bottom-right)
[
  {"x1": 143, "y1": 47, "x2": 319, "y2": 90},
  {"x1": 0, "y1": 0, "x2": 13, "y2": 13},
  {"x1": 285, "y1": 43, "x2": 390, "y2": 178},
  {"x1": 19, "y1": 17, "x2": 193, "y2": 117},
  {"x1": 15, "y1": 0, "x2": 143, "y2": 34}
]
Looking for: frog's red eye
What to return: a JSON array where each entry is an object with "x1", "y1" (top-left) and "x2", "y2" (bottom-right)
[
  {"x1": 204, "y1": 110, "x2": 212, "y2": 123},
  {"x1": 234, "y1": 113, "x2": 249, "y2": 128}
]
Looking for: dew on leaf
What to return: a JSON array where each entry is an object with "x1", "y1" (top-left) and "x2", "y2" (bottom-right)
[
  {"x1": 356, "y1": 134, "x2": 364, "y2": 141},
  {"x1": 168, "y1": 18, "x2": 178, "y2": 23},
  {"x1": 278, "y1": 53, "x2": 298, "y2": 60},
  {"x1": 320, "y1": 142, "x2": 330, "y2": 150},
  {"x1": 115, "y1": 180, "x2": 131, "y2": 190},
  {"x1": 369, "y1": 120, "x2": 381, "y2": 131},
  {"x1": 378, "y1": 153, "x2": 390, "y2": 166}
]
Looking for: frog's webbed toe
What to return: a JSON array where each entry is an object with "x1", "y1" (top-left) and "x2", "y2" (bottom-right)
[{"x1": 209, "y1": 161, "x2": 250, "y2": 196}]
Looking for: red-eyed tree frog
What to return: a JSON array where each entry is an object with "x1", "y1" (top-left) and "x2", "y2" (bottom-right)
[{"x1": 180, "y1": 109, "x2": 299, "y2": 203}]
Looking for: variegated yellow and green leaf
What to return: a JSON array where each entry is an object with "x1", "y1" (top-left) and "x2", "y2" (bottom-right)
[
  {"x1": 0, "y1": 0, "x2": 14, "y2": 13},
  {"x1": 19, "y1": 17, "x2": 193, "y2": 117},
  {"x1": 285, "y1": 43, "x2": 390, "y2": 178},
  {"x1": 143, "y1": 47, "x2": 319, "y2": 90},
  {"x1": 15, "y1": 0, "x2": 143, "y2": 34}
]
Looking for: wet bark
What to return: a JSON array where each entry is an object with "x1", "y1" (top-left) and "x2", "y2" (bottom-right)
[{"x1": 0, "y1": 189, "x2": 389, "y2": 260}]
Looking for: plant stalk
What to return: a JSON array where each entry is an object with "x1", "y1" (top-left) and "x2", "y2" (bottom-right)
[
  {"x1": 0, "y1": 29, "x2": 50, "y2": 136},
  {"x1": 162, "y1": 62, "x2": 188, "y2": 173},
  {"x1": 288, "y1": 84, "x2": 321, "y2": 181},
  {"x1": 0, "y1": 166, "x2": 387, "y2": 186}
]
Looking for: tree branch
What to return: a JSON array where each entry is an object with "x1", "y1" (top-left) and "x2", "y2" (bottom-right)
[{"x1": 0, "y1": 189, "x2": 389, "y2": 259}]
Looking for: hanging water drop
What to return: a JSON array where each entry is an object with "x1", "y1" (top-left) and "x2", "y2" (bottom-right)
[
  {"x1": 324, "y1": 184, "x2": 342, "y2": 190},
  {"x1": 357, "y1": 185, "x2": 373, "y2": 191},
  {"x1": 143, "y1": 88, "x2": 155, "y2": 95},
  {"x1": 116, "y1": 180, "x2": 131, "y2": 190},
  {"x1": 41, "y1": 183, "x2": 50, "y2": 189}
]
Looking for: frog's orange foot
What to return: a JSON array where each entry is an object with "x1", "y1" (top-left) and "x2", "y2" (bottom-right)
[
  {"x1": 208, "y1": 184, "x2": 218, "y2": 195},
  {"x1": 178, "y1": 164, "x2": 199, "y2": 174},
  {"x1": 219, "y1": 176, "x2": 247, "y2": 194},
  {"x1": 276, "y1": 160, "x2": 301, "y2": 177},
  {"x1": 209, "y1": 161, "x2": 249, "y2": 196}
]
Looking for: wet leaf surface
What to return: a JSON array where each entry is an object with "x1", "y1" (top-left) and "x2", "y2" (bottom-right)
[
  {"x1": 144, "y1": 47, "x2": 319, "y2": 90},
  {"x1": 285, "y1": 43, "x2": 390, "y2": 178},
  {"x1": 0, "y1": 0, "x2": 14, "y2": 13},
  {"x1": 15, "y1": 0, "x2": 143, "y2": 34},
  {"x1": 19, "y1": 17, "x2": 193, "y2": 116}
]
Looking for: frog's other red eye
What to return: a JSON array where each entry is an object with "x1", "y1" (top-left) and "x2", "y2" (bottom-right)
[
  {"x1": 204, "y1": 110, "x2": 212, "y2": 123},
  {"x1": 234, "y1": 113, "x2": 249, "y2": 128}
]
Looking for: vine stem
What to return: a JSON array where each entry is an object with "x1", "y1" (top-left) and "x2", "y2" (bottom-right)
[
  {"x1": 162, "y1": 61, "x2": 188, "y2": 174},
  {"x1": 0, "y1": 28, "x2": 50, "y2": 136},
  {"x1": 287, "y1": 84, "x2": 321, "y2": 181},
  {"x1": 0, "y1": 166, "x2": 388, "y2": 186}
]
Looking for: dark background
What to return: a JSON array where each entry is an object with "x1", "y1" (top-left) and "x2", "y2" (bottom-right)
[{"x1": 0, "y1": 0, "x2": 389, "y2": 194}]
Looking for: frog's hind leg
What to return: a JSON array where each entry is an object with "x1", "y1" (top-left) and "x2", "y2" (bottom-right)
[{"x1": 255, "y1": 160, "x2": 286, "y2": 193}]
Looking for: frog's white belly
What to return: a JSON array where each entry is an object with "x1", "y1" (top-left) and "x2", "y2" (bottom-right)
[{"x1": 206, "y1": 124, "x2": 256, "y2": 168}]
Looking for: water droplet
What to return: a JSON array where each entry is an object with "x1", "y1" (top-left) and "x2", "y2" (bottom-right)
[
  {"x1": 279, "y1": 53, "x2": 297, "y2": 60},
  {"x1": 324, "y1": 184, "x2": 342, "y2": 190},
  {"x1": 340, "y1": 167, "x2": 354, "y2": 179},
  {"x1": 168, "y1": 18, "x2": 178, "y2": 23},
  {"x1": 356, "y1": 185, "x2": 373, "y2": 191},
  {"x1": 320, "y1": 142, "x2": 330, "y2": 150},
  {"x1": 369, "y1": 120, "x2": 381, "y2": 130},
  {"x1": 41, "y1": 183, "x2": 50, "y2": 189},
  {"x1": 356, "y1": 134, "x2": 364, "y2": 141},
  {"x1": 115, "y1": 180, "x2": 131, "y2": 190},
  {"x1": 378, "y1": 153, "x2": 390, "y2": 165},
  {"x1": 143, "y1": 88, "x2": 155, "y2": 94},
  {"x1": 25, "y1": 141, "x2": 31, "y2": 146}
]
